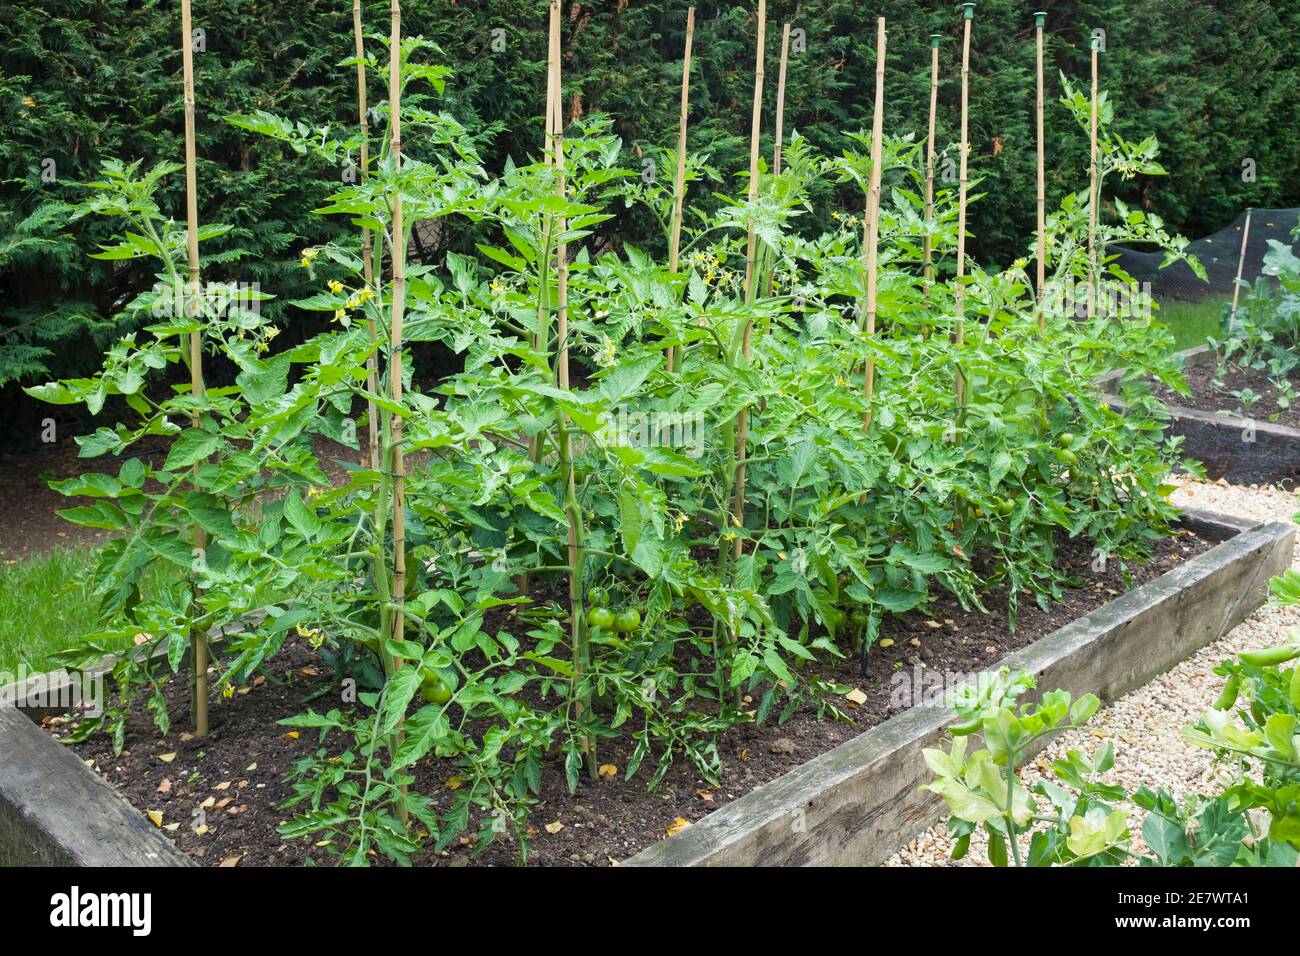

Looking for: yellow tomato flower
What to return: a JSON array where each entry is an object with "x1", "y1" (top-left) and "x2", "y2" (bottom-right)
[{"x1": 328, "y1": 279, "x2": 345, "y2": 294}]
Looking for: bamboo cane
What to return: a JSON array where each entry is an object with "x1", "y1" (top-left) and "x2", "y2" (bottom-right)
[
  {"x1": 1227, "y1": 208, "x2": 1253, "y2": 336},
  {"x1": 354, "y1": 0, "x2": 380, "y2": 471},
  {"x1": 387, "y1": 0, "x2": 407, "y2": 658},
  {"x1": 180, "y1": 0, "x2": 208, "y2": 737},
  {"x1": 761, "y1": 21, "x2": 790, "y2": 301},
  {"x1": 527, "y1": 15, "x2": 561, "y2": 467},
  {"x1": 861, "y1": 17, "x2": 886, "y2": 432},
  {"x1": 732, "y1": 0, "x2": 765, "y2": 564},
  {"x1": 954, "y1": 2, "x2": 974, "y2": 409},
  {"x1": 773, "y1": 22, "x2": 790, "y2": 176},
  {"x1": 1087, "y1": 33, "x2": 1099, "y2": 320},
  {"x1": 922, "y1": 34, "x2": 940, "y2": 296},
  {"x1": 548, "y1": 0, "x2": 595, "y2": 778},
  {"x1": 666, "y1": 6, "x2": 695, "y2": 373},
  {"x1": 1034, "y1": 11, "x2": 1047, "y2": 332}
]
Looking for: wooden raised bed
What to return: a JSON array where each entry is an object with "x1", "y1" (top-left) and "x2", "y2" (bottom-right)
[
  {"x1": 622, "y1": 509, "x2": 1294, "y2": 867},
  {"x1": 1, "y1": 511, "x2": 1289, "y2": 868}
]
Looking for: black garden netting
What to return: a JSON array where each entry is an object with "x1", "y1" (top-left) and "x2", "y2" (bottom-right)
[{"x1": 1111, "y1": 207, "x2": 1300, "y2": 302}]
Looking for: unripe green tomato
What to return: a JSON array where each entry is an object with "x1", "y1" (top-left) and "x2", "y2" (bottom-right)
[
  {"x1": 996, "y1": 498, "x2": 1015, "y2": 516},
  {"x1": 613, "y1": 608, "x2": 641, "y2": 633},
  {"x1": 586, "y1": 586, "x2": 608, "y2": 608},
  {"x1": 1057, "y1": 432, "x2": 1076, "y2": 448},
  {"x1": 587, "y1": 607, "x2": 614, "y2": 631},
  {"x1": 850, "y1": 609, "x2": 870, "y2": 628},
  {"x1": 420, "y1": 674, "x2": 453, "y2": 705}
]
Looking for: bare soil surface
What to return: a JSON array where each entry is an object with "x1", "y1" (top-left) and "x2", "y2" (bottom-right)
[{"x1": 1154, "y1": 358, "x2": 1300, "y2": 428}]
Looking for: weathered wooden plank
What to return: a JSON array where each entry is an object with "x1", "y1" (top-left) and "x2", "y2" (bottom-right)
[{"x1": 0, "y1": 707, "x2": 192, "y2": 866}]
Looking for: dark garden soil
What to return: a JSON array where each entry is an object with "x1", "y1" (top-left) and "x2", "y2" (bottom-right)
[
  {"x1": 1153, "y1": 359, "x2": 1300, "y2": 429},
  {"x1": 44, "y1": 527, "x2": 1214, "y2": 868}
]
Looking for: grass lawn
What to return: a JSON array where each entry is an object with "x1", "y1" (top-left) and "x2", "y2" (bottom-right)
[
  {"x1": 0, "y1": 549, "x2": 173, "y2": 676},
  {"x1": 1156, "y1": 296, "x2": 1228, "y2": 352}
]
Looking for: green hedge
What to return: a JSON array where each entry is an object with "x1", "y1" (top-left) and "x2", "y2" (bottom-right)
[{"x1": 2, "y1": 0, "x2": 1297, "y2": 412}]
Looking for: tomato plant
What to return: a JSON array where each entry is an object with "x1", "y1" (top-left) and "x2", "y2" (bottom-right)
[{"x1": 30, "y1": 23, "x2": 1213, "y2": 865}]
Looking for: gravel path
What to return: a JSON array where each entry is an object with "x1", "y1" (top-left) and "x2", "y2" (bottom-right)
[{"x1": 885, "y1": 477, "x2": 1299, "y2": 866}]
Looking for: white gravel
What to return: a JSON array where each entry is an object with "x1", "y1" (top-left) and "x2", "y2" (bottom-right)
[{"x1": 885, "y1": 477, "x2": 1299, "y2": 866}]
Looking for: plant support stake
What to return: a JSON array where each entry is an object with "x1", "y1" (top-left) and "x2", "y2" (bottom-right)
[
  {"x1": 354, "y1": 0, "x2": 380, "y2": 470},
  {"x1": 1087, "y1": 30, "x2": 1100, "y2": 320},
  {"x1": 387, "y1": 0, "x2": 408, "y2": 678},
  {"x1": 1228, "y1": 208, "x2": 1253, "y2": 335},
  {"x1": 181, "y1": 0, "x2": 208, "y2": 737},
  {"x1": 1034, "y1": 11, "x2": 1047, "y2": 332},
  {"x1": 762, "y1": 20, "x2": 791, "y2": 301},
  {"x1": 923, "y1": 34, "x2": 940, "y2": 296},
  {"x1": 733, "y1": 0, "x2": 765, "y2": 562},
  {"x1": 666, "y1": 6, "x2": 695, "y2": 373},
  {"x1": 548, "y1": 0, "x2": 594, "y2": 777},
  {"x1": 954, "y1": 2, "x2": 974, "y2": 408},
  {"x1": 861, "y1": 17, "x2": 886, "y2": 431}
]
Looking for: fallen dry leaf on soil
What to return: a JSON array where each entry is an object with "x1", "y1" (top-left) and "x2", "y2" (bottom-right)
[
  {"x1": 219, "y1": 855, "x2": 242, "y2": 868},
  {"x1": 544, "y1": 820, "x2": 565, "y2": 834},
  {"x1": 158, "y1": 752, "x2": 176, "y2": 764},
  {"x1": 598, "y1": 764, "x2": 618, "y2": 778},
  {"x1": 146, "y1": 810, "x2": 163, "y2": 828},
  {"x1": 665, "y1": 817, "x2": 691, "y2": 836},
  {"x1": 844, "y1": 688, "x2": 868, "y2": 706}
]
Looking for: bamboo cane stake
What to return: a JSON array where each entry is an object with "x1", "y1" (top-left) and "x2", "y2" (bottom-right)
[
  {"x1": 773, "y1": 22, "x2": 790, "y2": 176},
  {"x1": 387, "y1": 0, "x2": 407, "y2": 657},
  {"x1": 527, "y1": 16, "x2": 561, "y2": 467},
  {"x1": 1087, "y1": 33, "x2": 1099, "y2": 320},
  {"x1": 860, "y1": 17, "x2": 886, "y2": 432},
  {"x1": 954, "y1": 2, "x2": 974, "y2": 409},
  {"x1": 732, "y1": 0, "x2": 765, "y2": 563},
  {"x1": 1034, "y1": 11, "x2": 1047, "y2": 332},
  {"x1": 354, "y1": 0, "x2": 380, "y2": 471},
  {"x1": 180, "y1": 0, "x2": 208, "y2": 737},
  {"x1": 760, "y1": 21, "x2": 790, "y2": 301},
  {"x1": 548, "y1": 0, "x2": 595, "y2": 778},
  {"x1": 1227, "y1": 208, "x2": 1253, "y2": 336},
  {"x1": 922, "y1": 34, "x2": 940, "y2": 296},
  {"x1": 666, "y1": 6, "x2": 695, "y2": 374}
]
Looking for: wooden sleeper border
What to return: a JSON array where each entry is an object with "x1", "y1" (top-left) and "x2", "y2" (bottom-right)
[
  {"x1": 0, "y1": 511, "x2": 1290, "y2": 867},
  {"x1": 623, "y1": 509, "x2": 1293, "y2": 867}
]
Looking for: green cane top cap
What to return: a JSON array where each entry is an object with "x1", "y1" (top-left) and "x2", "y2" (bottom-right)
[
  {"x1": 1034, "y1": 11, "x2": 1046, "y2": 27},
  {"x1": 962, "y1": 3, "x2": 975, "y2": 19},
  {"x1": 930, "y1": 34, "x2": 942, "y2": 47}
]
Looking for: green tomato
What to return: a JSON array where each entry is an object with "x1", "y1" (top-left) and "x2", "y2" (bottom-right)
[
  {"x1": 586, "y1": 586, "x2": 608, "y2": 607},
  {"x1": 996, "y1": 497, "x2": 1015, "y2": 517},
  {"x1": 613, "y1": 609, "x2": 641, "y2": 633},
  {"x1": 1057, "y1": 432, "x2": 1076, "y2": 447},
  {"x1": 850, "y1": 609, "x2": 869, "y2": 627},
  {"x1": 587, "y1": 607, "x2": 614, "y2": 631},
  {"x1": 1054, "y1": 447, "x2": 1077, "y2": 465},
  {"x1": 420, "y1": 674, "x2": 453, "y2": 705}
]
